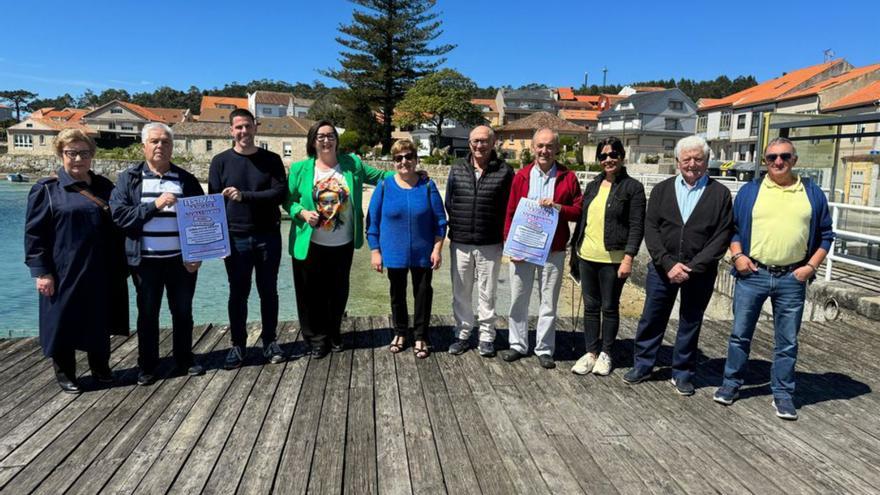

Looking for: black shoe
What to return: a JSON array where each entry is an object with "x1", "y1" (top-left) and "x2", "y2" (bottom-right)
[
  {"x1": 185, "y1": 363, "x2": 205, "y2": 376},
  {"x1": 56, "y1": 374, "x2": 82, "y2": 394},
  {"x1": 137, "y1": 372, "x2": 156, "y2": 386},
  {"x1": 670, "y1": 377, "x2": 695, "y2": 396},
  {"x1": 311, "y1": 346, "x2": 330, "y2": 359},
  {"x1": 330, "y1": 340, "x2": 344, "y2": 353},
  {"x1": 225, "y1": 346, "x2": 245, "y2": 370},
  {"x1": 500, "y1": 349, "x2": 526, "y2": 362},
  {"x1": 448, "y1": 338, "x2": 470, "y2": 355},
  {"x1": 92, "y1": 367, "x2": 115, "y2": 384},
  {"x1": 263, "y1": 341, "x2": 286, "y2": 364},
  {"x1": 537, "y1": 354, "x2": 556, "y2": 369},
  {"x1": 622, "y1": 367, "x2": 652, "y2": 384}
]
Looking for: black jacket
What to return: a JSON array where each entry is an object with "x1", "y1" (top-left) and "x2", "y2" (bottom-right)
[
  {"x1": 569, "y1": 167, "x2": 646, "y2": 280},
  {"x1": 644, "y1": 176, "x2": 733, "y2": 275},
  {"x1": 110, "y1": 161, "x2": 204, "y2": 266},
  {"x1": 444, "y1": 151, "x2": 514, "y2": 245}
]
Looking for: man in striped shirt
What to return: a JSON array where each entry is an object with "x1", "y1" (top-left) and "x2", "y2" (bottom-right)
[{"x1": 110, "y1": 123, "x2": 205, "y2": 386}]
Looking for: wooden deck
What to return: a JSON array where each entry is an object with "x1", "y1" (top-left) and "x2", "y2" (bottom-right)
[{"x1": 0, "y1": 314, "x2": 877, "y2": 494}]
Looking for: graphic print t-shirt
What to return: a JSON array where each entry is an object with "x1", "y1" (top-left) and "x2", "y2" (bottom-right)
[{"x1": 310, "y1": 165, "x2": 353, "y2": 246}]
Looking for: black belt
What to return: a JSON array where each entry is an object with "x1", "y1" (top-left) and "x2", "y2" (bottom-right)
[{"x1": 753, "y1": 260, "x2": 803, "y2": 276}]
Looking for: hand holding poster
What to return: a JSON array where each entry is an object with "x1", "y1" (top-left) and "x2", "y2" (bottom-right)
[
  {"x1": 176, "y1": 193, "x2": 231, "y2": 262},
  {"x1": 503, "y1": 198, "x2": 559, "y2": 265}
]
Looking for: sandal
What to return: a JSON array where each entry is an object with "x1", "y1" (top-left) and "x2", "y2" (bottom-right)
[
  {"x1": 414, "y1": 341, "x2": 430, "y2": 359},
  {"x1": 389, "y1": 336, "x2": 405, "y2": 354}
]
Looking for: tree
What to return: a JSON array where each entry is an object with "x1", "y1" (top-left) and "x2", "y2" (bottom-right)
[
  {"x1": 323, "y1": 0, "x2": 455, "y2": 153},
  {"x1": 29, "y1": 93, "x2": 77, "y2": 111},
  {"x1": 396, "y1": 69, "x2": 484, "y2": 151},
  {"x1": 0, "y1": 90, "x2": 38, "y2": 121},
  {"x1": 307, "y1": 91, "x2": 348, "y2": 124}
]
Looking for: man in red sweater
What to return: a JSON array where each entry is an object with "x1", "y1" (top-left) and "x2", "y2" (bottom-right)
[{"x1": 501, "y1": 128, "x2": 583, "y2": 369}]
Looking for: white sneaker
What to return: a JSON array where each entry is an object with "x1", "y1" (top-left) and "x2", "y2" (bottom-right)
[
  {"x1": 571, "y1": 353, "x2": 597, "y2": 375},
  {"x1": 592, "y1": 352, "x2": 612, "y2": 376}
]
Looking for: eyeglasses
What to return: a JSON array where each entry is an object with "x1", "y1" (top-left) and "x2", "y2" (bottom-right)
[
  {"x1": 765, "y1": 153, "x2": 793, "y2": 162},
  {"x1": 470, "y1": 139, "x2": 490, "y2": 146},
  {"x1": 393, "y1": 152, "x2": 416, "y2": 163},
  {"x1": 62, "y1": 149, "x2": 93, "y2": 159},
  {"x1": 598, "y1": 151, "x2": 621, "y2": 161},
  {"x1": 315, "y1": 134, "x2": 337, "y2": 142}
]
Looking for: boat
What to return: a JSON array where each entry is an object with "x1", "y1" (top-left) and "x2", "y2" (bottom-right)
[{"x1": 6, "y1": 173, "x2": 30, "y2": 182}]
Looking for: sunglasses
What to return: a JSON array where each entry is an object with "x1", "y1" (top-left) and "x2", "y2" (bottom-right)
[
  {"x1": 393, "y1": 152, "x2": 416, "y2": 163},
  {"x1": 765, "y1": 153, "x2": 793, "y2": 162},
  {"x1": 598, "y1": 151, "x2": 621, "y2": 161}
]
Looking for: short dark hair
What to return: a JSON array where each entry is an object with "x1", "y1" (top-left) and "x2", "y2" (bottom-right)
[
  {"x1": 306, "y1": 119, "x2": 339, "y2": 157},
  {"x1": 229, "y1": 108, "x2": 255, "y2": 125},
  {"x1": 595, "y1": 136, "x2": 625, "y2": 161}
]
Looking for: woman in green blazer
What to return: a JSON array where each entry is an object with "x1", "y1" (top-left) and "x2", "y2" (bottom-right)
[{"x1": 284, "y1": 120, "x2": 393, "y2": 358}]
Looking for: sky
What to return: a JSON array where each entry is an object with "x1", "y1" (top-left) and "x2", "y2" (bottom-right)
[{"x1": 2, "y1": 0, "x2": 878, "y2": 100}]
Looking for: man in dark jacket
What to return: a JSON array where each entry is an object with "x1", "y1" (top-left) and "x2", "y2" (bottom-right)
[
  {"x1": 446, "y1": 126, "x2": 514, "y2": 357},
  {"x1": 209, "y1": 109, "x2": 287, "y2": 369},
  {"x1": 623, "y1": 135, "x2": 733, "y2": 395},
  {"x1": 110, "y1": 123, "x2": 205, "y2": 386}
]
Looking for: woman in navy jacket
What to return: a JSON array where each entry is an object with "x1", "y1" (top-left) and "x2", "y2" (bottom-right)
[{"x1": 367, "y1": 139, "x2": 447, "y2": 358}]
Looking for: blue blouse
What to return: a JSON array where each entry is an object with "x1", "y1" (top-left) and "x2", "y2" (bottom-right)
[{"x1": 366, "y1": 176, "x2": 447, "y2": 269}]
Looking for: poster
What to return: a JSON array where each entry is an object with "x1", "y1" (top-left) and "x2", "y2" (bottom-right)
[
  {"x1": 176, "y1": 193, "x2": 231, "y2": 262},
  {"x1": 503, "y1": 198, "x2": 559, "y2": 265}
]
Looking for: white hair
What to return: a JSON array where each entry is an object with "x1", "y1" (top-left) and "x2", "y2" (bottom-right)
[
  {"x1": 674, "y1": 135, "x2": 710, "y2": 161},
  {"x1": 141, "y1": 122, "x2": 174, "y2": 142}
]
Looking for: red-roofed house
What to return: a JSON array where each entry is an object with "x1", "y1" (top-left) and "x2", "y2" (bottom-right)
[
  {"x1": 6, "y1": 108, "x2": 97, "y2": 155},
  {"x1": 471, "y1": 98, "x2": 500, "y2": 126},
  {"x1": 200, "y1": 96, "x2": 249, "y2": 113},
  {"x1": 697, "y1": 59, "x2": 854, "y2": 161},
  {"x1": 558, "y1": 109, "x2": 600, "y2": 131},
  {"x1": 81, "y1": 100, "x2": 191, "y2": 145}
]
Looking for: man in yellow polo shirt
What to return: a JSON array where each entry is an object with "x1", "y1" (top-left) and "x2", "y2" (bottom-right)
[{"x1": 714, "y1": 137, "x2": 834, "y2": 420}]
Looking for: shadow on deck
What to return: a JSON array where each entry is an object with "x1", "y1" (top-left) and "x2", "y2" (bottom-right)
[{"x1": 0, "y1": 315, "x2": 877, "y2": 494}]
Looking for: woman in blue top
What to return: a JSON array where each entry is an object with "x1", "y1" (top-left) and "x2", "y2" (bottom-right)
[{"x1": 367, "y1": 139, "x2": 447, "y2": 358}]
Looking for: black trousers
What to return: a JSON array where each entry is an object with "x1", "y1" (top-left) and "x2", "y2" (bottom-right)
[
  {"x1": 130, "y1": 256, "x2": 198, "y2": 373},
  {"x1": 387, "y1": 267, "x2": 433, "y2": 342},
  {"x1": 224, "y1": 231, "x2": 281, "y2": 348},
  {"x1": 579, "y1": 258, "x2": 626, "y2": 354},
  {"x1": 52, "y1": 347, "x2": 110, "y2": 380},
  {"x1": 292, "y1": 242, "x2": 354, "y2": 349}
]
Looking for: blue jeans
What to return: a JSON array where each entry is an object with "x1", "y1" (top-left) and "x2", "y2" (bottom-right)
[
  {"x1": 224, "y1": 231, "x2": 282, "y2": 348},
  {"x1": 722, "y1": 268, "x2": 806, "y2": 399},
  {"x1": 632, "y1": 263, "x2": 716, "y2": 382}
]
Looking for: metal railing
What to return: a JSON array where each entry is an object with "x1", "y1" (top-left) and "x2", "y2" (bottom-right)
[
  {"x1": 825, "y1": 202, "x2": 880, "y2": 281},
  {"x1": 575, "y1": 171, "x2": 746, "y2": 197}
]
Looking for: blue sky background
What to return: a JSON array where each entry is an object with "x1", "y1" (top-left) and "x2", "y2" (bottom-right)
[{"x1": 2, "y1": 0, "x2": 878, "y2": 99}]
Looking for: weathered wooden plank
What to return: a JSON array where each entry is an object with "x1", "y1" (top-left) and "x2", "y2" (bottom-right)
[
  {"x1": 395, "y1": 328, "x2": 446, "y2": 494},
  {"x1": 272, "y1": 348, "x2": 332, "y2": 495},
  {"x1": 306, "y1": 324, "x2": 353, "y2": 494},
  {"x1": 343, "y1": 316, "x2": 378, "y2": 495},
  {"x1": 199, "y1": 322, "x2": 296, "y2": 495},
  {"x1": 0, "y1": 338, "x2": 42, "y2": 375},
  {"x1": 235, "y1": 324, "x2": 309, "y2": 495},
  {"x1": 372, "y1": 315, "x2": 413, "y2": 495}
]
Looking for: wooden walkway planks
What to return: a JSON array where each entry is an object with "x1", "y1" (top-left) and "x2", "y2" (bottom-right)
[{"x1": 0, "y1": 312, "x2": 877, "y2": 494}]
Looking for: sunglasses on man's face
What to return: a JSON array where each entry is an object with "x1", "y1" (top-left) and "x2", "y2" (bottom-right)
[
  {"x1": 765, "y1": 153, "x2": 793, "y2": 162},
  {"x1": 598, "y1": 151, "x2": 621, "y2": 161},
  {"x1": 393, "y1": 152, "x2": 416, "y2": 163}
]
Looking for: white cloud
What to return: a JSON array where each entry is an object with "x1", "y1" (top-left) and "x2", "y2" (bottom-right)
[
  {"x1": 109, "y1": 79, "x2": 154, "y2": 86},
  {"x1": 0, "y1": 71, "x2": 110, "y2": 89}
]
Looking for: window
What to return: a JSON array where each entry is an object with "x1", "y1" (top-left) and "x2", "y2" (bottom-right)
[
  {"x1": 25, "y1": 123, "x2": 33, "y2": 128},
  {"x1": 720, "y1": 112, "x2": 731, "y2": 132},
  {"x1": 121, "y1": 124, "x2": 133, "y2": 131},
  {"x1": 206, "y1": 140, "x2": 213, "y2": 152},
  {"x1": 736, "y1": 114, "x2": 747, "y2": 130},
  {"x1": 14, "y1": 134, "x2": 33, "y2": 149},
  {"x1": 110, "y1": 107, "x2": 123, "y2": 114},
  {"x1": 665, "y1": 118, "x2": 679, "y2": 130},
  {"x1": 108, "y1": 122, "x2": 116, "y2": 130},
  {"x1": 668, "y1": 100, "x2": 684, "y2": 111},
  {"x1": 185, "y1": 139, "x2": 192, "y2": 152},
  {"x1": 39, "y1": 135, "x2": 45, "y2": 145},
  {"x1": 262, "y1": 107, "x2": 273, "y2": 116},
  {"x1": 696, "y1": 115, "x2": 708, "y2": 133},
  {"x1": 749, "y1": 112, "x2": 760, "y2": 137},
  {"x1": 283, "y1": 142, "x2": 292, "y2": 157},
  {"x1": 663, "y1": 139, "x2": 675, "y2": 151},
  {"x1": 259, "y1": 142, "x2": 269, "y2": 150}
]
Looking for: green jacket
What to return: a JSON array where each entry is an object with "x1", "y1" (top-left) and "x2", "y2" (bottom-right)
[{"x1": 284, "y1": 153, "x2": 393, "y2": 260}]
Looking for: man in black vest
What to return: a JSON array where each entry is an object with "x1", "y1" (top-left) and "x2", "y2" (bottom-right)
[{"x1": 446, "y1": 125, "x2": 514, "y2": 357}]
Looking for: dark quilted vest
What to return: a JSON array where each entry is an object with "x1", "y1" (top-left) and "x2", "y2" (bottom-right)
[{"x1": 445, "y1": 153, "x2": 514, "y2": 245}]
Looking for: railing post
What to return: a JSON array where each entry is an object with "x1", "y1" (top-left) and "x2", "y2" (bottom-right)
[{"x1": 825, "y1": 205, "x2": 840, "y2": 281}]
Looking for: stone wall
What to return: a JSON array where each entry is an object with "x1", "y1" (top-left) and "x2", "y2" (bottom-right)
[{"x1": 0, "y1": 154, "x2": 213, "y2": 181}]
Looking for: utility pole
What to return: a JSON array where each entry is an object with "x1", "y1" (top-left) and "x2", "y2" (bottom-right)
[
  {"x1": 602, "y1": 67, "x2": 608, "y2": 87},
  {"x1": 584, "y1": 72, "x2": 588, "y2": 89}
]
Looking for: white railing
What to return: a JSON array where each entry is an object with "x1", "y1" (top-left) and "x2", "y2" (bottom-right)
[
  {"x1": 825, "y1": 202, "x2": 880, "y2": 281},
  {"x1": 575, "y1": 172, "x2": 746, "y2": 197}
]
